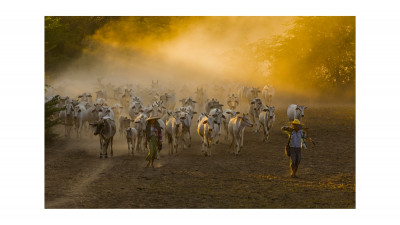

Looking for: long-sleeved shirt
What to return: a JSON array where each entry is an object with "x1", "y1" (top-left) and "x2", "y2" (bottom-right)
[{"x1": 281, "y1": 126, "x2": 308, "y2": 148}]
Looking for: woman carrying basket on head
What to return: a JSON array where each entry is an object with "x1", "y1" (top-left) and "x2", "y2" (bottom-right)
[
  {"x1": 145, "y1": 115, "x2": 163, "y2": 168},
  {"x1": 281, "y1": 119, "x2": 313, "y2": 178}
]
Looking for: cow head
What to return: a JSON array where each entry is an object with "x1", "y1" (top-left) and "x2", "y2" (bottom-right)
[
  {"x1": 240, "y1": 113, "x2": 253, "y2": 127},
  {"x1": 89, "y1": 119, "x2": 105, "y2": 136},
  {"x1": 65, "y1": 103, "x2": 74, "y2": 116},
  {"x1": 250, "y1": 98, "x2": 263, "y2": 111},
  {"x1": 268, "y1": 106, "x2": 275, "y2": 118},
  {"x1": 296, "y1": 105, "x2": 307, "y2": 117},
  {"x1": 73, "y1": 106, "x2": 82, "y2": 119},
  {"x1": 226, "y1": 110, "x2": 240, "y2": 117},
  {"x1": 204, "y1": 115, "x2": 215, "y2": 132}
]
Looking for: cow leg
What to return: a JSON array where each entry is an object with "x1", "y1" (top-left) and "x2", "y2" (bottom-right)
[
  {"x1": 104, "y1": 140, "x2": 109, "y2": 158},
  {"x1": 208, "y1": 139, "x2": 212, "y2": 157},
  {"x1": 188, "y1": 129, "x2": 191, "y2": 148},
  {"x1": 263, "y1": 125, "x2": 268, "y2": 143},
  {"x1": 235, "y1": 137, "x2": 240, "y2": 156},
  {"x1": 137, "y1": 136, "x2": 141, "y2": 152},
  {"x1": 99, "y1": 137, "x2": 103, "y2": 159},
  {"x1": 168, "y1": 136, "x2": 172, "y2": 155},
  {"x1": 229, "y1": 132, "x2": 234, "y2": 152},
  {"x1": 240, "y1": 128, "x2": 245, "y2": 149},
  {"x1": 133, "y1": 136, "x2": 138, "y2": 154},
  {"x1": 77, "y1": 122, "x2": 81, "y2": 140},
  {"x1": 202, "y1": 134, "x2": 207, "y2": 156},
  {"x1": 131, "y1": 138, "x2": 136, "y2": 156},
  {"x1": 127, "y1": 138, "x2": 130, "y2": 155},
  {"x1": 171, "y1": 135, "x2": 175, "y2": 155},
  {"x1": 110, "y1": 137, "x2": 114, "y2": 157}
]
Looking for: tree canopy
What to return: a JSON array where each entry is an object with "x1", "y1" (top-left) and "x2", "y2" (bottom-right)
[{"x1": 254, "y1": 16, "x2": 355, "y2": 97}]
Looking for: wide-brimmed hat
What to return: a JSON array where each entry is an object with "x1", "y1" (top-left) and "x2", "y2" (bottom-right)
[
  {"x1": 290, "y1": 119, "x2": 304, "y2": 126},
  {"x1": 146, "y1": 115, "x2": 160, "y2": 122}
]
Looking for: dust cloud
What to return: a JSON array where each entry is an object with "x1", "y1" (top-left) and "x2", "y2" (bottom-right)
[{"x1": 46, "y1": 17, "x2": 293, "y2": 102}]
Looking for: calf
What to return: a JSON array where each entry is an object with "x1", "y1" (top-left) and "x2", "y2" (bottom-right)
[
  {"x1": 259, "y1": 106, "x2": 276, "y2": 143},
  {"x1": 287, "y1": 104, "x2": 307, "y2": 122},
  {"x1": 222, "y1": 109, "x2": 240, "y2": 137},
  {"x1": 165, "y1": 112, "x2": 183, "y2": 155},
  {"x1": 228, "y1": 113, "x2": 254, "y2": 156},
  {"x1": 89, "y1": 117, "x2": 116, "y2": 159},
  {"x1": 249, "y1": 98, "x2": 263, "y2": 132},
  {"x1": 197, "y1": 115, "x2": 217, "y2": 157},
  {"x1": 126, "y1": 127, "x2": 138, "y2": 156}
]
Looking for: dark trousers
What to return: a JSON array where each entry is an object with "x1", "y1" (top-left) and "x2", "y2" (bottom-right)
[{"x1": 289, "y1": 147, "x2": 301, "y2": 172}]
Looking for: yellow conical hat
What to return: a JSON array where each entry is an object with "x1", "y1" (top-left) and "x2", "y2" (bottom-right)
[{"x1": 290, "y1": 119, "x2": 303, "y2": 125}]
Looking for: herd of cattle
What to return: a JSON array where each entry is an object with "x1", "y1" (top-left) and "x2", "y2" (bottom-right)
[{"x1": 45, "y1": 81, "x2": 307, "y2": 158}]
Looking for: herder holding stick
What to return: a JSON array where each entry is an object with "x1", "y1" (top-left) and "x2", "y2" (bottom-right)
[{"x1": 281, "y1": 119, "x2": 314, "y2": 178}]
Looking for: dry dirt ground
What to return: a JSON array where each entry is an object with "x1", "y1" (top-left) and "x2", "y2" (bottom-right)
[{"x1": 45, "y1": 106, "x2": 355, "y2": 208}]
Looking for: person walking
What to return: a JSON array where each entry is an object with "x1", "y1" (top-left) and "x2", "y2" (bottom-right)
[
  {"x1": 145, "y1": 115, "x2": 163, "y2": 168},
  {"x1": 281, "y1": 119, "x2": 313, "y2": 178}
]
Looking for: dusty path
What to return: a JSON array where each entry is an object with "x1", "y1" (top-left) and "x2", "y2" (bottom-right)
[{"x1": 45, "y1": 106, "x2": 355, "y2": 208}]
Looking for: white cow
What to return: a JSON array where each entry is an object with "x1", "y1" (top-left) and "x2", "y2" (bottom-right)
[
  {"x1": 89, "y1": 116, "x2": 116, "y2": 159},
  {"x1": 205, "y1": 98, "x2": 223, "y2": 114},
  {"x1": 227, "y1": 93, "x2": 239, "y2": 110},
  {"x1": 150, "y1": 100, "x2": 166, "y2": 118},
  {"x1": 133, "y1": 113, "x2": 148, "y2": 152},
  {"x1": 59, "y1": 102, "x2": 74, "y2": 138},
  {"x1": 209, "y1": 108, "x2": 225, "y2": 144},
  {"x1": 197, "y1": 115, "x2": 217, "y2": 157},
  {"x1": 261, "y1": 84, "x2": 275, "y2": 106},
  {"x1": 98, "y1": 106, "x2": 114, "y2": 120},
  {"x1": 95, "y1": 90, "x2": 107, "y2": 100},
  {"x1": 176, "y1": 109, "x2": 192, "y2": 148},
  {"x1": 111, "y1": 103, "x2": 123, "y2": 123},
  {"x1": 228, "y1": 113, "x2": 254, "y2": 156},
  {"x1": 165, "y1": 112, "x2": 183, "y2": 155},
  {"x1": 78, "y1": 92, "x2": 93, "y2": 104},
  {"x1": 222, "y1": 109, "x2": 240, "y2": 137},
  {"x1": 73, "y1": 103, "x2": 90, "y2": 140},
  {"x1": 126, "y1": 127, "x2": 138, "y2": 156},
  {"x1": 180, "y1": 97, "x2": 197, "y2": 110},
  {"x1": 259, "y1": 106, "x2": 276, "y2": 143},
  {"x1": 287, "y1": 104, "x2": 307, "y2": 122},
  {"x1": 249, "y1": 98, "x2": 263, "y2": 132},
  {"x1": 129, "y1": 101, "x2": 143, "y2": 120},
  {"x1": 119, "y1": 116, "x2": 132, "y2": 138},
  {"x1": 95, "y1": 98, "x2": 107, "y2": 106},
  {"x1": 238, "y1": 86, "x2": 260, "y2": 103},
  {"x1": 194, "y1": 87, "x2": 207, "y2": 109},
  {"x1": 121, "y1": 89, "x2": 132, "y2": 112},
  {"x1": 160, "y1": 93, "x2": 176, "y2": 111}
]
